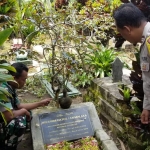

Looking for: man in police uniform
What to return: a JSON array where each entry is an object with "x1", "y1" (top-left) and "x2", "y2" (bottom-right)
[{"x1": 113, "y1": 3, "x2": 150, "y2": 124}]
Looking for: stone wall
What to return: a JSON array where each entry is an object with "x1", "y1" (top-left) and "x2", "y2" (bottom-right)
[{"x1": 83, "y1": 76, "x2": 146, "y2": 150}]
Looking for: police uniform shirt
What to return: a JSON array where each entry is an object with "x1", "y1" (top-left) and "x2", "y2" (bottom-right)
[{"x1": 140, "y1": 22, "x2": 150, "y2": 110}]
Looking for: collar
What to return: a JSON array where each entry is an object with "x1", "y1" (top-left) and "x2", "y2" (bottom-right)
[
  {"x1": 141, "y1": 22, "x2": 150, "y2": 43},
  {"x1": 4, "y1": 82, "x2": 16, "y2": 94}
]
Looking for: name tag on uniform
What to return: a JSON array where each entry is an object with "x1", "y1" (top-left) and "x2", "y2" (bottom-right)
[{"x1": 141, "y1": 63, "x2": 149, "y2": 71}]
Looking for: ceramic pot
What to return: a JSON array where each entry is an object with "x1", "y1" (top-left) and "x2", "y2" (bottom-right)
[{"x1": 58, "y1": 89, "x2": 72, "y2": 109}]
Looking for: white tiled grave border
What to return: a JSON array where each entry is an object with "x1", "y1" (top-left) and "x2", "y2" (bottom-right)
[{"x1": 31, "y1": 102, "x2": 119, "y2": 150}]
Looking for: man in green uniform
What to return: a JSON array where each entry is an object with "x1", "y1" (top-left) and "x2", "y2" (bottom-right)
[
  {"x1": 0, "y1": 62, "x2": 51, "y2": 150},
  {"x1": 113, "y1": 3, "x2": 150, "y2": 124}
]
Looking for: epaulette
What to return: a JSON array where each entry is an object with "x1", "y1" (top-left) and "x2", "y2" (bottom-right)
[{"x1": 146, "y1": 36, "x2": 150, "y2": 54}]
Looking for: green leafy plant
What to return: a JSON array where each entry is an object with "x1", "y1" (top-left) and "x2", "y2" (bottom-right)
[
  {"x1": 0, "y1": 0, "x2": 16, "y2": 14},
  {"x1": 8, "y1": 0, "x2": 39, "y2": 41},
  {"x1": 0, "y1": 4, "x2": 11, "y2": 14},
  {"x1": 85, "y1": 44, "x2": 117, "y2": 78},
  {"x1": 0, "y1": 28, "x2": 13, "y2": 45},
  {"x1": 25, "y1": 76, "x2": 46, "y2": 98},
  {"x1": 118, "y1": 84, "x2": 132, "y2": 102},
  {"x1": 72, "y1": 70, "x2": 93, "y2": 88},
  {"x1": 117, "y1": 84, "x2": 134, "y2": 117},
  {"x1": 46, "y1": 136, "x2": 99, "y2": 150},
  {"x1": 0, "y1": 28, "x2": 16, "y2": 124},
  {"x1": 78, "y1": 0, "x2": 121, "y2": 46}
]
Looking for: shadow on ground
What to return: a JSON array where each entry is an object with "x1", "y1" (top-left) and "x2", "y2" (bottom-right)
[{"x1": 17, "y1": 132, "x2": 33, "y2": 150}]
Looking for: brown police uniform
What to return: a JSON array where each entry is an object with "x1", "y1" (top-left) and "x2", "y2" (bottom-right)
[{"x1": 140, "y1": 22, "x2": 150, "y2": 110}]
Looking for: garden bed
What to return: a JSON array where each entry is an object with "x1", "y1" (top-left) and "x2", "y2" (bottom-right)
[{"x1": 46, "y1": 137, "x2": 100, "y2": 150}]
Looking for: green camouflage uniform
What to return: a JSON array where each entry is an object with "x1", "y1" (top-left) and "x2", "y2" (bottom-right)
[{"x1": 0, "y1": 82, "x2": 26, "y2": 150}]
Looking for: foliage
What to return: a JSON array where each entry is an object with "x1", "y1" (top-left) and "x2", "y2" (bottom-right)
[
  {"x1": 117, "y1": 84, "x2": 142, "y2": 116},
  {"x1": 78, "y1": 0, "x2": 120, "y2": 46},
  {"x1": 3, "y1": 0, "x2": 121, "y2": 46},
  {"x1": 118, "y1": 83, "x2": 150, "y2": 149},
  {"x1": 85, "y1": 44, "x2": 117, "y2": 78},
  {"x1": 72, "y1": 69, "x2": 93, "y2": 88},
  {"x1": 0, "y1": 64, "x2": 15, "y2": 125},
  {"x1": 46, "y1": 136, "x2": 99, "y2": 150},
  {"x1": 0, "y1": 0, "x2": 16, "y2": 14},
  {"x1": 118, "y1": 84, "x2": 132, "y2": 102},
  {"x1": 0, "y1": 28, "x2": 13, "y2": 46},
  {"x1": 7, "y1": 1, "x2": 38, "y2": 40},
  {"x1": 25, "y1": 76, "x2": 46, "y2": 98},
  {"x1": 0, "y1": 28, "x2": 16, "y2": 124},
  {"x1": 83, "y1": 87, "x2": 100, "y2": 114},
  {"x1": 0, "y1": 0, "x2": 121, "y2": 103},
  {"x1": 16, "y1": 0, "x2": 120, "y2": 101}
]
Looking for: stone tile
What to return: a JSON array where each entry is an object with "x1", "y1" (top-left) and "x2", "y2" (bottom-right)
[
  {"x1": 96, "y1": 129, "x2": 110, "y2": 141},
  {"x1": 102, "y1": 140, "x2": 119, "y2": 150}
]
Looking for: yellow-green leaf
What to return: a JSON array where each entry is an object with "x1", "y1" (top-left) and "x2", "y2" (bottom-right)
[
  {"x1": 0, "y1": 63, "x2": 16, "y2": 72},
  {"x1": 0, "y1": 73, "x2": 13, "y2": 82},
  {"x1": 0, "y1": 87, "x2": 12, "y2": 97},
  {"x1": 0, "y1": 28, "x2": 13, "y2": 46},
  {"x1": 0, "y1": 94, "x2": 8, "y2": 101}
]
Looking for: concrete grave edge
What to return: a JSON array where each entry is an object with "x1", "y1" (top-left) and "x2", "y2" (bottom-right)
[{"x1": 31, "y1": 102, "x2": 119, "y2": 150}]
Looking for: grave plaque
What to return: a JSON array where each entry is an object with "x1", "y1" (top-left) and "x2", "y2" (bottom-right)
[{"x1": 39, "y1": 107, "x2": 94, "y2": 145}]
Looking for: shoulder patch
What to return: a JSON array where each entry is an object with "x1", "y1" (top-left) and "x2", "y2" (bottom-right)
[
  {"x1": 146, "y1": 36, "x2": 150, "y2": 54},
  {"x1": 147, "y1": 37, "x2": 150, "y2": 44}
]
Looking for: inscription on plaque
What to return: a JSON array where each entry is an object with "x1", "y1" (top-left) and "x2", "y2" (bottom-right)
[{"x1": 39, "y1": 107, "x2": 94, "y2": 145}]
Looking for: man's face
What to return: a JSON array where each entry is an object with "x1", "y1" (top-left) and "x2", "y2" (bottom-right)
[
  {"x1": 14, "y1": 70, "x2": 28, "y2": 89},
  {"x1": 115, "y1": 23, "x2": 139, "y2": 44}
]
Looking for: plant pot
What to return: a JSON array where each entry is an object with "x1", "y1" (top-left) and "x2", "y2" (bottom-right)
[{"x1": 58, "y1": 89, "x2": 72, "y2": 109}]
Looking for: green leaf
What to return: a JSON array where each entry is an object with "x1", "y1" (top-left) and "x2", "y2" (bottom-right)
[
  {"x1": 0, "y1": 105, "x2": 12, "y2": 125},
  {"x1": 0, "y1": 63, "x2": 16, "y2": 72},
  {"x1": 0, "y1": 87, "x2": 12, "y2": 98},
  {"x1": 0, "y1": 93, "x2": 8, "y2": 101},
  {"x1": 0, "y1": 73, "x2": 13, "y2": 82},
  {"x1": 0, "y1": 28, "x2": 13, "y2": 46},
  {"x1": 25, "y1": 30, "x2": 39, "y2": 44}
]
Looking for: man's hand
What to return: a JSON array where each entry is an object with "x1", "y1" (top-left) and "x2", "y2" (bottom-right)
[
  {"x1": 25, "y1": 110, "x2": 31, "y2": 121},
  {"x1": 141, "y1": 109, "x2": 150, "y2": 124},
  {"x1": 40, "y1": 98, "x2": 52, "y2": 107}
]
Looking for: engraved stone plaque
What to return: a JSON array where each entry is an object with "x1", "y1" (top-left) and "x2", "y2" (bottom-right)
[{"x1": 39, "y1": 107, "x2": 94, "y2": 145}]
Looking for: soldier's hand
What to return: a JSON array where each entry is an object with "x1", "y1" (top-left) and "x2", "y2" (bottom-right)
[
  {"x1": 141, "y1": 109, "x2": 150, "y2": 124},
  {"x1": 40, "y1": 98, "x2": 52, "y2": 106},
  {"x1": 25, "y1": 110, "x2": 31, "y2": 122}
]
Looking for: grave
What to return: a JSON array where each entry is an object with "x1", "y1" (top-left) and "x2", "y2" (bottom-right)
[
  {"x1": 39, "y1": 107, "x2": 94, "y2": 145},
  {"x1": 39, "y1": 64, "x2": 81, "y2": 98},
  {"x1": 112, "y1": 57, "x2": 123, "y2": 82},
  {"x1": 31, "y1": 102, "x2": 119, "y2": 150},
  {"x1": 40, "y1": 77, "x2": 81, "y2": 98}
]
